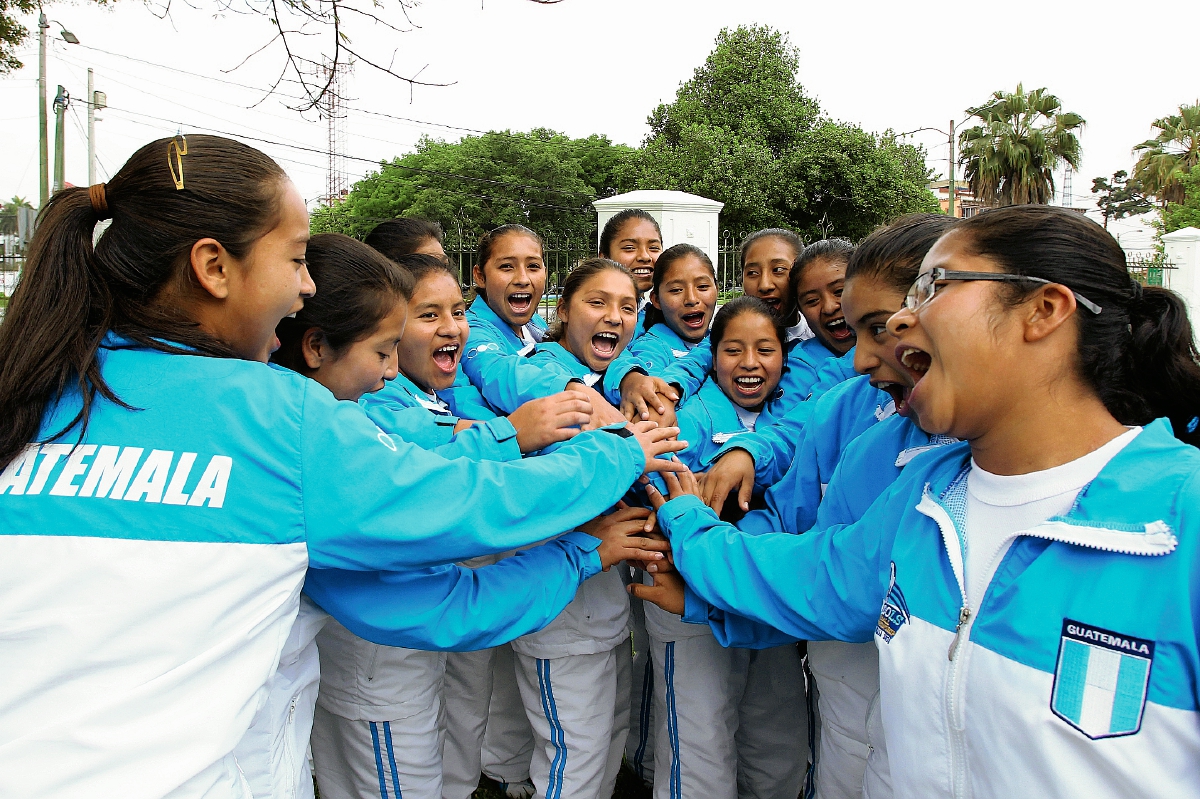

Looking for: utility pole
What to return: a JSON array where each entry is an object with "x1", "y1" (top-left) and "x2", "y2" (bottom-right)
[
  {"x1": 52, "y1": 85, "x2": 67, "y2": 193},
  {"x1": 87, "y1": 69, "x2": 105, "y2": 185},
  {"x1": 948, "y1": 119, "x2": 956, "y2": 218},
  {"x1": 38, "y1": 10, "x2": 48, "y2": 207}
]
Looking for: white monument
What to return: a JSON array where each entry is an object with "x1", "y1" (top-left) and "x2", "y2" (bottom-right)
[
  {"x1": 1162, "y1": 226, "x2": 1200, "y2": 330},
  {"x1": 593, "y1": 190, "x2": 724, "y2": 259}
]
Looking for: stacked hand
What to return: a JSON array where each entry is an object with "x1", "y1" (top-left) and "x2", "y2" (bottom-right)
[
  {"x1": 508, "y1": 390, "x2": 595, "y2": 453},
  {"x1": 579, "y1": 505, "x2": 672, "y2": 572},
  {"x1": 697, "y1": 449, "x2": 755, "y2": 512},
  {"x1": 619, "y1": 373, "x2": 679, "y2": 428}
]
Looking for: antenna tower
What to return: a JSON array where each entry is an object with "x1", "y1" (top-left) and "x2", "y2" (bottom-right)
[
  {"x1": 1062, "y1": 166, "x2": 1074, "y2": 208},
  {"x1": 317, "y1": 57, "x2": 352, "y2": 205}
]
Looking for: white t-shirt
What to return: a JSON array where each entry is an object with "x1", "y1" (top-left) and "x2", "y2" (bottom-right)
[{"x1": 963, "y1": 427, "x2": 1140, "y2": 608}]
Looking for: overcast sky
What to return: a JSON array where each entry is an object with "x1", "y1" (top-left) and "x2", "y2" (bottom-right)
[{"x1": 2, "y1": 0, "x2": 1197, "y2": 251}]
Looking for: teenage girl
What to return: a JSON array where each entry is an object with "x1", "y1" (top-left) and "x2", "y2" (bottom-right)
[
  {"x1": 628, "y1": 243, "x2": 718, "y2": 372},
  {"x1": 646, "y1": 296, "x2": 808, "y2": 799},
  {"x1": 649, "y1": 205, "x2": 1200, "y2": 798},
  {"x1": 599, "y1": 208, "x2": 664, "y2": 338},
  {"x1": 0, "y1": 136, "x2": 686, "y2": 797},
  {"x1": 513, "y1": 258, "x2": 657, "y2": 799}
]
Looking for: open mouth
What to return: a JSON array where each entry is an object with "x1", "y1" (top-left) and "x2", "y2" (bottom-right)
[
  {"x1": 733, "y1": 375, "x2": 765, "y2": 397},
  {"x1": 507, "y1": 292, "x2": 533, "y2": 316},
  {"x1": 591, "y1": 331, "x2": 619, "y2": 360},
  {"x1": 897, "y1": 345, "x2": 932, "y2": 380},
  {"x1": 760, "y1": 297, "x2": 781, "y2": 313},
  {"x1": 432, "y1": 342, "x2": 460, "y2": 374},
  {"x1": 632, "y1": 266, "x2": 654, "y2": 278},
  {"x1": 875, "y1": 380, "x2": 913, "y2": 417},
  {"x1": 824, "y1": 317, "x2": 854, "y2": 342},
  {"x1": 680, "y1": 310, "x2": 707, "y2": 331}
]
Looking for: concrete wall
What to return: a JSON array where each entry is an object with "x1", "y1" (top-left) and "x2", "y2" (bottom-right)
[{"x1": 593, "y1": 190, "x2": 724, "y2": 260}]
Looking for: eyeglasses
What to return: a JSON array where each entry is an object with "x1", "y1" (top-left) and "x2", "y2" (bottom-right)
[{"x1": 904, "y1": 268, "x2": 1103, "y2": 315}]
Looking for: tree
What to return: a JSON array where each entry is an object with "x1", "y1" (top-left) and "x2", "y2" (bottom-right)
[
  {"x1": 312, "y1": 128, "x2": 632, "y2": 242},
  {"x1": 1132, "y1": 102, "x2": 1200, "y2": 207},
  {"x1": 957, "y1": 84, "x2": 1085, "y2": 206},
  {"x1": 1091, "y1": 171, "x2": 1152, "y2": 228},
  {"x1": 620, "y1": 24, "x2": 938, "y2": 240},
  {"x1": 1159, "y1": 167, "x2": 1200, "y2": 234},
  {"x1": 0, "y1": 0, "x2": 36, "y2": 73}
]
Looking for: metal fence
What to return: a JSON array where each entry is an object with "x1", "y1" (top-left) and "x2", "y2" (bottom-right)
[{"x1": 1126, "y1": 253, "x2": 1174, "y2": 288}]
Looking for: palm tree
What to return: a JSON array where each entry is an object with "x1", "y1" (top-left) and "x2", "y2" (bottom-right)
[
  {"x1": 958, "y1": 84, "x2": 1085, "y2": 206},
  {"x1": 1132, "y1": 102, "x2": 1200, "y2": 207}
]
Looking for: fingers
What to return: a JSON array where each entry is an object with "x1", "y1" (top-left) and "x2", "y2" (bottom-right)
[
  {"x1": 631, "y1": 393, "x2": 650, "y2": 421},
  {"x1": 650, "y1": 378, "x2": 679, "y2": 405},
  {"x1": 704, "y1": 474, "x2": 732, "y2": 512},
  {"x1": 620, "y1": 398, "x2": 637, "y2": 422},
  {"x1": 605, "y1": 506, "x2": 652, "y2": 523},
  {"x1": 554, "y1": 411, "x2": 592, "y2": 429},
  {"x1": 644, "y1": 481, "x2": 667, "y2": 510},
  {"x1": 625, "y1": 536, "x2": 670, "y2": 552},
  {"x1": 643, "y1": 509, "x2": 657, "y2": 534},
  {"x1": 641, "y1": 425, "x2": 681, "y2": 443},
  {"x1": 736, "y1": 474, "x2": 754, "y2": 513},
  {"x1": 646, "y1": 457, "x2": 688, "y2": 475},
  {"x1": 627, "y1": 420, "x2": 657, "y2": 435}
]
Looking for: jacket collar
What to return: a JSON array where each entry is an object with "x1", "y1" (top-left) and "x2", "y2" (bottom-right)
[
  {"x1": 646, "y1": 323, "x2": 700, "y2": 356},
  {"x1": 467, "y1": 297, "x2": 547, "y2": 352}
]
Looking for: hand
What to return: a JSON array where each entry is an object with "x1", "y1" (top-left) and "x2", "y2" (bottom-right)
[
  {"x1": 452, "y1": 419, "x2": 483, "y2": 434},
  {"x1": 577, "y1": 385, "x2": 627, "y2": 429},
  {"x1": 642, "y1": 396, "x2": 678, "y2": 430},
  {"x1": 507, "y1": 390, "x2": 593, "y2": 453},
  {"x1": 620, "y1": 373, "x2": 679, "y2": 421},
  {"x1": 628, "y1": 569, "x2": 686, "y2": 616},
  {"x1": 644, "y1": 467, "x2": 702, "y2": 511},
  {"x1": 582, "y1": 506, "x2": 672, "y2": 571},
  {"x1": 628, "y1": 420, "x2": 687, "y2": 475},
  {"x1": 699, "y1": 449, "x2": 756, "y2": 513}
]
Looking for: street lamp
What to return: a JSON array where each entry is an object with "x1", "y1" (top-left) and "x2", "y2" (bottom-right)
[
  {"x1": 899, "y1": 118, "x2": 971, "y2": 217},
  {"x1": 37, "y1": 10, "x2": 79, "y2": 207}
]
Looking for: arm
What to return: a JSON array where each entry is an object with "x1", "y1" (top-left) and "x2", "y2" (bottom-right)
[
  {"x1": 658, "y1": 337, "x2": 712, "y2": 402},
  {"x1": 361, "y1": 398, "x2": 522, "y2": 463},
  {"x1": 358, "y1": 402, "x2": 458, "y2": 449},
  {"x1": 711, "y1": 399, "x2": 816, "y2": 487},
  {"x1": 736, "y1": 424, "x2": 822, "y2": 535},
  {"x1": 460, "y1": 343, "x2": 573, "y2": 414},
  {"x1": 301, "y1": 386, "x2": 683, "y2": 571}
]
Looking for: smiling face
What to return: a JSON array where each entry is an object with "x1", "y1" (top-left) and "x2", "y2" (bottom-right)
[
  {"x1": 842, "y1": 275, "x2": 916, "y2": 417},
  {"x1": 557, "y1": 268, "x2": 639, "y2": 372},
  {"x1": 796, "y1": 256, "x2": 854, "y2": 355},
  {"x1": 607, "y1": 218, "x2": 662, "y2": 293},
  {"x1": 471, "y1": 232, "x2": 546, "y2": 333},
  {"x1": 888, "y1": 229, "x2": 1029, "y2": 439},
  {"x1": 395, "y1": 271, "x2": 470, "y2": 393},
  {"x1": 223, "y1": 180, "x2": 315, "y2": 362},
  {"x1": 714, "y1": 311, "x2": 785, "y2": 410},
  {"x1": 312, "y1": 298, "x2": 407, "y2": 402},
  {"x1": 742, "y1": 236, "x2": 798, "y2": 317},
  {"x1": 651, "y1": 254, "x2": 717, "y2": 343}
]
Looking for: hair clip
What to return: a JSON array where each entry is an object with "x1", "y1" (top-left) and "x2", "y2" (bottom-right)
[{"x1": 168, "y1": 135, "x2": 188, "y2": 191}]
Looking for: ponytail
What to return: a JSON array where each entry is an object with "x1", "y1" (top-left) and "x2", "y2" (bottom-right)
[
  {"x1": 0, "y1": 135, "x2": 288, "y2": 470},
  {"x1": 957, "y1": 205, "x2": 1200, "y2": 447}
]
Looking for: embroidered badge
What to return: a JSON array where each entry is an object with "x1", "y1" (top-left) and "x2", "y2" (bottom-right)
[
  {"x1": 875, "y1": 562, "x2": 910, "y2": 643},
  {"x1": 1050, "y1": 619, "x2": 1154, "y2": 739}
]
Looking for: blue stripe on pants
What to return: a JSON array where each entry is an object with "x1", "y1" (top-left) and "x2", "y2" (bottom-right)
[
  {"x1": 665, "y1": 642, "x2": 681, "y2": 799},
  {"x1": 369, "y1": 721, "x2": 389, "y2": 799},
  {"x1": 634, "y1": 655, "x2": 654, "y2": 779},
  {"x1": 383, "y1": 721, "x2": 404, "y2": 798},
  {"x1": 537, "y1": 658, "x2": 568, "y2": 799}
]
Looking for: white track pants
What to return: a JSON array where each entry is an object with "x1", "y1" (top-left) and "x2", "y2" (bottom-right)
[
  {"x1": 514, "y1": 645, "x2": 630, "y2": 799},
  {"x1": 311, "y1": 694, "x2": 444, "y2": 799},
  {"x1": 627, "y1": 575, "x2": 655, "y2": 785},
  {"x1": 441, "y1": 647, "x2": 496, "y2": 799},
  {"x1": 481, "y1": 643, "x2": 536, "y2": 784},
  {"x1": 736, "y1": 645, "x2": 808, "y2": 799}
]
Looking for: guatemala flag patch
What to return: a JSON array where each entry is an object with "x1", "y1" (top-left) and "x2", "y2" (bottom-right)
[
  {"x1": 875, "y1": 562, "x2": 910, "y2": 644},
  {"x1": 1051, "y1": 619, "x2": 1154, "y2": 739}
]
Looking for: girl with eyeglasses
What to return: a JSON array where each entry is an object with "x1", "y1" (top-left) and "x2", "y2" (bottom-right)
[{"x1": 644, "y1": 205, "x2": 1200, "y2": 799}]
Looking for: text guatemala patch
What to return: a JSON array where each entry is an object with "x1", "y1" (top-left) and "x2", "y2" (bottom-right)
[
  {"x1": 875, "y1": 562, "x2": 910, "y2": 643},
  {"x1": 1051, "y1": 619, "x2": 1154, "y2": 739}
]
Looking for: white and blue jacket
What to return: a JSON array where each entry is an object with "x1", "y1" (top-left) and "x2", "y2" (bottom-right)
[
  {"x1": 0, "y1": 337, "x2": 648, "y2": 799},
  {"x1": 660, "y1": 419, "x2": 1200, "y2": 799},
  {"x1": 627, "y1": 322, "x2": 700, "y2": 375},
  {"x1": 523, "y1": 340, "x2": 641, "y2": 406},
  {"x1": 359, "y1": 370, "x2": 520, "y2": 461}
]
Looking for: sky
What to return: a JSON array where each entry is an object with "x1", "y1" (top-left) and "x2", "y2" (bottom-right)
[{"x1": 2, "y1": 0, "x2": 1198, "y2": 253}]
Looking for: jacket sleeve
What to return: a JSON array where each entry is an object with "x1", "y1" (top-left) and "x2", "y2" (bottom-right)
[
  {"x1": 439, "y1": 371, "x2": 502, "y2": 421},
  {"x1": 711, "y1": 400, "x2": 816, "y2": 487},
  {"x1": 659, "y1": 338, "x2": 712, "y2": 402},
  {"x1": 600, "y1": 350, "x2": 648, "y2": 406},
  {"x1": 300, "y1": 383, "x2": 645, "y2": 571},
  {"x1": 737, "y1": 423, "x2": 822, "y2": 535},
  {"x1": 681, "y1": 585, "x2": 802, "y2": 649},
  {"x1": 303, "y1": 531, "x2": 604, "y2": 650},
  {"x1": 359, "y1": 402, "x2": 457, "y2": 449},
  {"x1": 461, "y1": 342, "x2": 573, "y2": 414},
  {"x1": 807, "y1": 351, "x2": 858, "y2": 402},
  {"x1": 657, "y1": 493, "x2": 906, "y2": 643},
  {"x1": 437, "y1": 417, "x2": 522, "y2": 462}
]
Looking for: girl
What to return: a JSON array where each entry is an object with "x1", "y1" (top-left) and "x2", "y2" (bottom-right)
[
  {"x1": 363, "y1": 216, "x2": 448, "y2": 260},
  {"x1": 789, "y1": 239, "x2": 856, "y2": 360},
  {"x1": 646, "y1": 296, "x2": 808, "y2": 799},
  {"x1": 650, "y1": 205, "x2": 1200, "y2": 799},
  {"x1": 512, "y1": 258, "x2": 652, "y2": 799},
  {"x1": 628, "y1": 243, "x2": 718, "y2": 372},
  {"x1": 0, "y1": 135, "x2": 685, "y2": 798},
  {"x1": 599, "y1": 208, "x2": 664, "y2": 337}
]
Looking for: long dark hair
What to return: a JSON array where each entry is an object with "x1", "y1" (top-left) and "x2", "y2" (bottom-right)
[
  {"x1": 846, "y1": 214, "x2": 960, "y2": 293},
  {"x1": 364, "y1": 218, "x2": 444, "y2": 261},
  {"x1": 709, "y1": 295, "x2": 787, "y2": 351},
  {"x1": 0, "y1": 135, "x2": 288, "y2": 470},
  {"x1": 599, "y1": 209, "x2": 661, "y2": 258},
  {"x1": 785, "y1": 237, "x2": 855, "y2": 325},
  {"x1": 958, "y1": 205, "x2": 1200, "y2": 446},
  {"x1": 546, "y1": 257, "x2": 638, "y2": 343},
  {"x1": 643, "y1": 243, "x2": 716, "y2": 332},
  {"x1": 273, "y1": 233, "x2": 413, "y2": 373}
]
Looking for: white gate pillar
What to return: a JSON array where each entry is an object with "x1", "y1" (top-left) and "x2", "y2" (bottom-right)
[
  {"x1": 593, "y1": 190, "x2": 724, "y2": 260},
  {"x1": 1162, "y1": 226, "x2": 1200, "y2": 335}
]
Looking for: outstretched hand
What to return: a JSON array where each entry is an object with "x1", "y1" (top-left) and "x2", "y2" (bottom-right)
[
  {"x1": 580, "y1": 506, "x2": 672, "y2": 571},
  {"x1": 699, "y1": 449, "x2": 756, "y2": 513},
  {"x1": 507, "y1": 390, "x2": 593, "y2": 453},
  {"x1": 628, "y1": 420, "x2": 688, "y2": 475},
  {"x1": 628, "y1": 569, "x2": 686, "y2": 616},
  {"x1": 644, "y1": 467, "x2": 703, "y2": 510}
]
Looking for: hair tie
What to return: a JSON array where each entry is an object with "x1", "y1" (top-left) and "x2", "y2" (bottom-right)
[
  {"x1": 1129, "y1": 278, "x2": 1145, "y2": 303},
  {"x1": 88, "y1": 183, "x2": 110, "y2": 220}
]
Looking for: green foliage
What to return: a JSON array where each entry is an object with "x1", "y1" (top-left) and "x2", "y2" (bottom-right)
[
  {"x1": 1091, "y1": 171, "x2": 1152, "y2": 229},
  {"x1": 1159, "y1": 167, "x2": 1200, "y2": 233},
  {"x1": 0, "y1": 0, "x2": 38, "y2": 73},
  {"x1": 1132, "y1": 102, "x2": 1200, "y2": 206},
  {"x1": 958, "y1": 83, "x2": 1085, "y2": 206},
  {"x1": 313, "y1": 129, "x2": 632, "y2": 242},
  {"x1": 620, "y1": 24, "x2": 937, "y2": 240}
]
